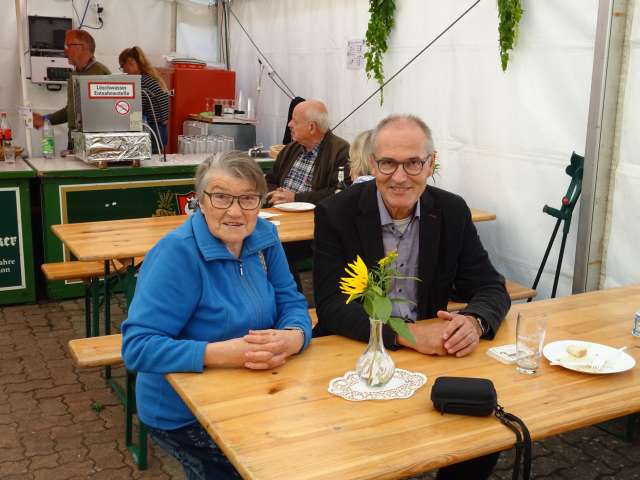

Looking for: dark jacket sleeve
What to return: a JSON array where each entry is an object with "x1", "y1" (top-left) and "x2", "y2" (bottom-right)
[
  {"x1": 453, "y1": 207, "x2": 510, "y2": 338},
  {"x1": 295, "y1": 134, "x2": 350, "y2": 205},
  {"x1": 47, "y1": 106, "x2": 68, "y2": 125}
]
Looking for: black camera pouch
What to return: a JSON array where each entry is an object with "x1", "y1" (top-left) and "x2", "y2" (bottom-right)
[
  {"x1": 430, "y1": 376, "x2": 531, "y2": 480},
  {"x1": 431, "y1": 376, "x2": 497, "y2": 416}
]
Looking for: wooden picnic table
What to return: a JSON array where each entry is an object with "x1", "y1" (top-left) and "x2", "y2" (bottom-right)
[
  {"x1": 51, "y1": 207, "x2": 494, "y2": 262},
  {"x1": 166, "y1": 285, "x2": 640, "y2": 480}
]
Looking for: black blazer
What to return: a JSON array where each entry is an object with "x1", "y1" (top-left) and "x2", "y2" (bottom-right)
[{"x1": 313, "y1": 180, "x2": 510, "y2": 347}]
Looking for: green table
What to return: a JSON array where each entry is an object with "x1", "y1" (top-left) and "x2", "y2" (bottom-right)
[{"x1": 0, "y1": 159, "x2": 36, "y2": 305}]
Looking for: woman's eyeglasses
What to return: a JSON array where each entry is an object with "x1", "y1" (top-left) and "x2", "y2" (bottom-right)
[{"x1": 203, "y1": 191, "x2": 262, "y2": 210}]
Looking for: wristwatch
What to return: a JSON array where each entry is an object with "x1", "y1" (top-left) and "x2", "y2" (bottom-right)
[{"x1": 474, "y1": 315, "x2": 488, "y2": 336}]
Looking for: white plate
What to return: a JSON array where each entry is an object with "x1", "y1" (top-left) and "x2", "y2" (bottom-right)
[
  {"x1": 543, "y1": 340, "x2": 635, "y2": 374},
  {"x1": 273, "y1": 202, "x2": 315, "y2": 212},
  {"x1": 258, "y1": 210, "x2": 281, "y2": 219}
]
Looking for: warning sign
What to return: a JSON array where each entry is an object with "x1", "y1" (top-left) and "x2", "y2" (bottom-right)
[
  {"x1": 89, "y1": 82, "x2": 135, "y2": 99},
  {"x1": 114, "y1": 100, "x2": 131, "y2": 115}
]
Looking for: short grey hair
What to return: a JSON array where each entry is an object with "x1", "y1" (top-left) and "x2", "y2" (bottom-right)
[
  {"x1": 195, "y1": 151, "x2": 267, "y2": 203},
  {"x1": 371, "y1": 114, "x2": 435, "y2": 156},
  {"x1": 349, "y1": 130, "x2": 373, "y2": 178},
  {"x1": 305, "y1": 105, "x2": 329, "y2": 132}
]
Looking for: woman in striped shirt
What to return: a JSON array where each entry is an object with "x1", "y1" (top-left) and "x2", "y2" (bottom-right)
[{"x1": 119, "y1": 46, "x2": 170, "y2": 154}]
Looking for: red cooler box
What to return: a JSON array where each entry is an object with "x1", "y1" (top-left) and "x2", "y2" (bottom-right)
[{"x1": 160, "y1": 66, "x2": 235, "y2": 153}]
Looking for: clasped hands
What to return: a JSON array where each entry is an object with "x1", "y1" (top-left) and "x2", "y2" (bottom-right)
[
  {"x1": 397, "y1": 311, "x2": 483, "y2": 357},
  {"x1": 205, "y1": 328, "x2": 304, "y2": 370},
  {"x1": 265, "y1": 187, "x2": 295, "y2": 205}
]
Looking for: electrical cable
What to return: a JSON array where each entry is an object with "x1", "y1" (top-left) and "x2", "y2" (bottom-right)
[
  {"x1": 227, "y1": 2, "x2": 295, "y2": 99},
  {"x1": 79, "y1": 0, "x2": 91, "y2": 28},
  {"x1": 331, "y1": 0, "x2": 482, "y2": 131},
  {"x1": 71, "y1": 0, "x2": 82, "y2": 25}
]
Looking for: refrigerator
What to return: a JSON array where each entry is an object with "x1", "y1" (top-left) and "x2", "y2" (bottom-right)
[{"x1": 160, "y1": 66, "x2": 236, "y2": 153}]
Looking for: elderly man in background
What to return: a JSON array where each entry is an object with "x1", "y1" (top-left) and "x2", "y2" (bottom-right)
[
  {"x1": 33, "y1": 29, "x2": 110, "y2": 149},
  {"x1": 313, "y1": 114, "x2": 510, "y2": 479},
  {"x1": 265, "y1": 99, "x2": 350, "y2": 206}
]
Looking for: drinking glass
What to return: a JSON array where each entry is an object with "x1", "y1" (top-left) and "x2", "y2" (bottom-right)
[
  {"x1": 3, "y1": 146, "x2": 16, "y2": 163},
  {"x1": 516, "y1": 313, "x2": 547, "y2": 375},
  {"x1": 215, "y1": 137, "x2": 225, "y2": 154},
  {"x1": 246, "y1": 97, "x2": 255, "y2": 120},
  {"x1": 206, "y1": 137, "x2": 216, "y2": 154},
  {"x1": 183, "y1": 138, "x2": 194, "y2": 154},
  {"x1": 196, "y1": 137, "x2": 207, "y2": 154},
  {"x1": 204, "y1": 97, "x2": 214, "y2": 115},
  {"x1": 224, "y1": 137, "x2": 235, "y2": 152}
]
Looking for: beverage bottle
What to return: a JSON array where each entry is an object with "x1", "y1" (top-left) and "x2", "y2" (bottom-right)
[
  {"x1": 42, "y1": 117, "x2": 55, "y2": 158},
  {"x1": 335, "y1": 166, "x2": 347, "y2": 193},
  {"x1": 0, "y1": 112, "x2": 11, "y2": 148}
]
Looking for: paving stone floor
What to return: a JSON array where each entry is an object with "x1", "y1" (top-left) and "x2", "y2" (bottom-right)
[{"x1": 1, "y1": 278, "x2": 638, "y2": 479}]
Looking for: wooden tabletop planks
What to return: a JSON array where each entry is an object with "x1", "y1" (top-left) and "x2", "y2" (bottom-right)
[
  {"x1": 166, "y1": 285, "x2": 640, "y2": 480},
  {"x1": 52, "y1": 207, "x2": 494, "y2": 263}
]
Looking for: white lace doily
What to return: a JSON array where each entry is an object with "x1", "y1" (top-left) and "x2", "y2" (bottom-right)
[{"x1": 328, "y1": 369, "x2": 427, "y2": 401}]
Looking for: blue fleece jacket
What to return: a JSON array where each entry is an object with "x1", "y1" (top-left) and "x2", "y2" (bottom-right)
[{"x1": 121, "y1": 210, "x2": 311, "y2": 430}]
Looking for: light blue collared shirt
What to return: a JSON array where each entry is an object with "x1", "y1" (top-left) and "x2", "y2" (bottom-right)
[{"x1": 376, "y1": 191, "x2": 420, "y2": 322}]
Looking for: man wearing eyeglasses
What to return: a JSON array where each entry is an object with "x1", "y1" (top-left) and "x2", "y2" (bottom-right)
[
  {"x1": 32, "y1": 29, "x2": 110, "y2": 150},
  {"x1": 313, "y1": 114, "x2": 509, "y2": 479}
]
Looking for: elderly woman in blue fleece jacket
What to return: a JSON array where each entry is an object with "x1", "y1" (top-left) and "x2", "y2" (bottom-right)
[{"x1": 121, "y1": 151, "x2": 312, "y2": 480}]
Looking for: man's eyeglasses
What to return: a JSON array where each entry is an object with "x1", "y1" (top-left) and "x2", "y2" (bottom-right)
[
  {"x1": 64, "y1": 43, "x2": 84, "y2": 49},
  {"x1": 203, "y1": 191, "x2": 263, "y2": 210},
  {"x1": 375, "y1": 154, "x2": 433, "y2": 176}
]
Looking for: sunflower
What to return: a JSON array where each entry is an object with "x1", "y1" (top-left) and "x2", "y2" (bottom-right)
[{"x1": 339, "y1": 255, "x2": 369, "y2": 303}]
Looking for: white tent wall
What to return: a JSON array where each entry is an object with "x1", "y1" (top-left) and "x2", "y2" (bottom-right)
[
  {"x1": 230, "y1": 0, "x2": 599, "y2": 299},
  {"x1": 602, "y1": 3, "x2": 639, "y2": 288}
]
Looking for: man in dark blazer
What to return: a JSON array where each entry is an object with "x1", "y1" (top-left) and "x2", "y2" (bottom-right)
[{"x1": 313, "y1": 114, "x2": 510, "y2": 479}]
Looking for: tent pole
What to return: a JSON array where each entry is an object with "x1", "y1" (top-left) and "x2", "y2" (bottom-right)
[
  {"x1": 573, "y1": 0, "x2": 629, "y2": 293},
  {"x1": 14, "y1": 0, "x2": 33, "y2": 158}
]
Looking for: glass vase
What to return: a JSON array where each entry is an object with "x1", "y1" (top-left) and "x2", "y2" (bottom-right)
[{"x1": 356, "y1": 318, "x2": 395, "y2": 387}]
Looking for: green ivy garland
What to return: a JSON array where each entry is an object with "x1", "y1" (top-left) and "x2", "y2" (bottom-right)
[
  {"x1": 364, "y1": 0, "x2": 396, "y2": 104},
  {"x1": 497, "y1": 0, "x2": 523, "y2": 71}
]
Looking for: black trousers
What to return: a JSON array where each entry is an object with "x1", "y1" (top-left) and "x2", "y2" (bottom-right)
[{"x1": 435, "y1": 451, "x2": 500, "y2": 480}]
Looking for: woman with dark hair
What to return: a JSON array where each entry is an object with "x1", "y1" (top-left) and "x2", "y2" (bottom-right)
[
  {"x1": 119, "y1": 46, "x2": 170, "y2": 153},
  {"x1": 122, "y1": 151, "x2": 311, "y2": 479}
]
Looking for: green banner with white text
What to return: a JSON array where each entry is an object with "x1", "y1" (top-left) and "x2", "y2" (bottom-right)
[{"x1": 0, "y1": 188, "x2": 25, "y2": 290}]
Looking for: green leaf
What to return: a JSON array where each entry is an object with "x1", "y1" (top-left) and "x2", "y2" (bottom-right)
[
  {"x1": 371, "y1": 295, "x2": 392, "y2": 321},
  {"x1": 363, "y1": 294, "x2": 374, "y2": 318},
  {"x1": 389, "y1": 317, "x2": 416, "y2": 346},
  {"x1": 497, "y1": 0, "x2": 523, "y2": 71}
]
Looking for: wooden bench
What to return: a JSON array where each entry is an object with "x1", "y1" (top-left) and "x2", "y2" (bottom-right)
[
  {"x1": 42, "y1": 258, "x2": 145, "y2": 337},
  {"x1": 446, "y1": 279, "x2": 536, "y2": 312},
  {"x1": 42, "y1": 261, "x2": 106, "y2": 337},
  {"x1": 68, "y1": 309, "x2": 320, "y2": 369}
]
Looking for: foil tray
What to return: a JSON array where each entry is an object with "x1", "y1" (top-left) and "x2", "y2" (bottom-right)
[{"x1": 72, "y1": 131, "x2": 151, "y2": 164}]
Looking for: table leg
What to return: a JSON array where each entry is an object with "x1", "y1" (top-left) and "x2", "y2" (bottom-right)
[
  {"x1": 104, "y1": 260, "x2": 111, "y2": 335},
  {"x1": 84, "y1": 282, "x2": 91, "y2": 337},
  {"x1": 91, "y1": 278, "x2": 100, "y2": 337},
  {"x1": 125, "y1": 370, "x2": 148, "y2": 469}
]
